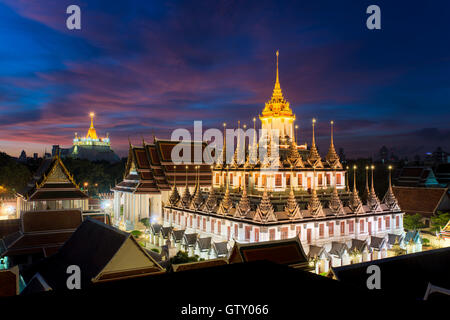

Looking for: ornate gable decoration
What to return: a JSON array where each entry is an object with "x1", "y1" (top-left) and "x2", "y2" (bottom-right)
[
  {"x1": 254, "y1": 189, "x2": 277, "y2": 222},
  {"x1": 328, "y1": 186, "x2": 345, "y2": 215}
]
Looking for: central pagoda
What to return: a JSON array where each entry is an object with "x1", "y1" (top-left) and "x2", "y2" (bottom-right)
[{"x1": 260, "y1": 51, "x2": 296, "y2": 145}]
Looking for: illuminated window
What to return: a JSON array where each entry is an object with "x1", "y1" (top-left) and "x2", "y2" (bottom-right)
[
  {"x1": 215, "y1": 173, "x2": 220, "y2": 184},
  {"x1": 269, "y1": 229, "x2": 276, "y2": 241},
  {"x1": 319, "y1": 224, "x2": 324, "y2": 238},
  {"x1": 262, "y1": 175, "x2": 267, "y2": 187},
  {"x1": 255, "y1": 174, "x2": 259, "y2": 186},
  {"x1": 275, "y1": 174, "x2": 282, "y2": 187},
  {"x1": 281, "y1": 227, "x2": 289, "y2": 240},
  {"x1": 245, "y1": 226, "x2": 252, "y2": 241},
  {"x1": 386, "y1": 216, "x2": 390, "y2": 228},
  {"x1": 307, "y1": 229, "x2": 312, "y2": 244},
  {"x1": 230, "y1": 173, "x2": 233, "y2": 186},
  {"x1": 337, "y1": 174, "x2": 342, "y2": 185},
  {"x1": 395, "y1": 216, "x2": 399, "y2": 228},
  {"x1": 329, "y1": 222, "x2": 334, "y2": 236},
  {"x1": 318, "y1": 174, "x2": 323, "y2": 185},
  {"x1": 349, "y1": 220, "x2": 354, "y2": 233},
  {"x1": 326, "y1": 173, "x2": 331, "y2": 186},
  {"x1": 360, "y1": 220, "x2": 365, "y2": 232},
  {"x1": 286, "y1": 174, "x2": 291, "y2": 186},
  {"x1": 298, "y1": 174, "x2": 302, "y2": 186},
  {"x1": 340, "y1": 221, "x2": 345, "y2": 235},
  {"x1": 255, "y1": 228, "x2": 260, "y2": 242},
  {"x1": 296, "y1": 226, "x2": 301, "y2": 238}
]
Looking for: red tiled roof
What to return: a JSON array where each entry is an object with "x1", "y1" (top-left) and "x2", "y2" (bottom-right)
[{"x1": 392, "y1": 186, "x2": 448, "y2": 216}]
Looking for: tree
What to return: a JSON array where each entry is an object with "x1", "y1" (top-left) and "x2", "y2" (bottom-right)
[
  {"x1": 403, "y1": 213, "x2": 426, "y2": 231},
  {"x1": 169, "y1": 251, "x2": 199, "y2": 265},
  {"x1": 430, "y1": 211, "x2": 450, "y2": 233}
]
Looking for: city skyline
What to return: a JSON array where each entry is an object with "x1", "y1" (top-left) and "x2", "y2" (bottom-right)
[{"x1": 0, "y1": 1, "x2": 449, "y2": 158}]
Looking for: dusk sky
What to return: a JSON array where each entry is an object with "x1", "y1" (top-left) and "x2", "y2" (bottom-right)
[{"x1": 0, "y1": 0, "x2": 449, "y2": 158}]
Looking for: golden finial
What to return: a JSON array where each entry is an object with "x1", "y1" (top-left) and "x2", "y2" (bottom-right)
[
  {"x1": 89, "y1": 112, "x2": 95, "y2": 128},
  {"x1": 312, "y1": 118, "x2": 316, "y2": 146},
  {"x1": 276, "y1": 50, "x2": 279, "y2": 84}
]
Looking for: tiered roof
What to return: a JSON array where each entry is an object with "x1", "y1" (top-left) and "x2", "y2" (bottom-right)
[
  {"x1": 166, "y1": 177, "x2": 401, "y2": 226},
  {"x1": 113, "y1": 139, "x2": 212, "y2": 194},
  {"x1": 18, "y1": 155, "x2": 88, "y2": 201}
]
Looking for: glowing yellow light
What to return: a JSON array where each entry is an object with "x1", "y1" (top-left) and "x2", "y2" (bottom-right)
[
  {"x1": 371, "y1": 165, "x2": 375, "y2": 170},
  {"x1": 388, "y1": 165, "x2": 392, "y2": 170},
  {"x1": 312, "y1": 118, "x2": 316, "y2": 123},
  {"x1": 353, "y1": 165, "x2": 357, "y2": 169},
  {"x1": 331, "y1": 120, "x2": 334, "y2": 124}
]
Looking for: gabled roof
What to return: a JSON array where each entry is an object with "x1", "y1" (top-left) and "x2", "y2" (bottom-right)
[
  {"x1": 183, "y1": 233, "x2": 198, "y2": 246},
  {"x1": 160, "y1": 226, "x2": 173, "y2": 238},
  {"x1": 392, "y1": 186, "x2": 448, "y2": 217},
  {"x1": 350, "y1": 239, "x2": 370, "y2": 253},
  {"x1": 171, "y1": 229, "x2": 185, "y2": 242},
  {"x1": 329, "y1": 242, "x2": 348, "y2": 258},
  {"x1": 150, "y1": 224, "x2": 162, "y2": 235},
  {"x1": 213, "y1": 241, "x2": 229, "y2": 257},
  {"x1": 404, "y1": 230, "x2": 422, "y2": 244},
  {"x1": 196, "y1": 237, "x2": 212, "y2": 251},
  {"x1": 21, "y1": 219, "x2": 164, "y2": 292},
  {"x1": 228, "y1": 237, "x2": 309, "y2": 269},
  {"x1": 0, "y1": 210, "x2": 83, "y2": 258},
  {"x1": 387, "y1": 233, "x2": 403, "y2": 246},
  {"x1": 171, "y1": 258, "x2": 228, "y2": 272},
  {"x1": 114, "y1": 140, "x2": 213, "y2": 194},
  {"x1": 307, "y1": 245, "x2": 330, "y2": 260},
  {"x1": 370, "y1": 236, "x2": 386, "y2": 250},
  {"x1": 19, "y1": 155, "x2": 88, "y2": 201}
]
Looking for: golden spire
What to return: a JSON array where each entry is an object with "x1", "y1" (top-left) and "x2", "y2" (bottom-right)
[
  {"x1": 260, "y1": 50, "x2": 294, "y2": 118},
  {"x1": 86, "y1": 112, "x2": 99, "y2": 140},
  {"x1": 326, "y1": 120, "x2": 340, "y2": 166},
  {"x1": 307, "y1": 118, "x2": 322, "y2": 165},
  {"x1": 271, "y1": 50, "x2": 283, "y2": 101}
]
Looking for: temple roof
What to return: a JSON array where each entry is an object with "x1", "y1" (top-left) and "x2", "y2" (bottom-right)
[
  {"x1": 260, "y1": 51, "x2": 294, "y2": 119},
  {"x1": 19, "y1": 155, "x2": 88, "y2": 201},
  {"x1": 113, "y1": 139, "x2": 212, "y2": 194}
]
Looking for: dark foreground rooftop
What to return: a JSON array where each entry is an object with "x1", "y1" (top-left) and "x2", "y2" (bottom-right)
[{"x1": 0, "y1": 259, "x2": 440, "y2": 318}]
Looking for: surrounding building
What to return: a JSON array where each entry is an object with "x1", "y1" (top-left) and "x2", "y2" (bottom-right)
[
  {"x1": 55, "y1": 113, "x2": 120, "y2": 163},
  {"x1": 392, "y1": 186, "x2": 450, "y2": 225},
  {"x1": 16, "y1": 154, "x2": 89, "y2": 216},
  {"x1": 393, "y1": 166, "x2": 440, "y2": 187},
  {"x1": 21, "y1": 218, "x2": 164, "y2": 293},
  {"x1": 0, "y1": 209, "x2": 83, "y2": 266}
]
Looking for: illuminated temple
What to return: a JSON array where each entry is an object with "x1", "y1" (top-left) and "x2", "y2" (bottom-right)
[
  {"x1": 113, "y1": 52, "x2": 405, "y2": 272},
  {"x1": 58, "y1": 113, "x2": 120, "y2": 162}
]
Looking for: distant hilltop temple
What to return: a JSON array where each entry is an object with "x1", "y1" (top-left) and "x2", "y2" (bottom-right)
[{"x1": 54, "y1": 113, "x2": 120, "y2": 163}]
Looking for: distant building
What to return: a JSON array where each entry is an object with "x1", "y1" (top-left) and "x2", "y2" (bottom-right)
[
  {"x1": 393, "y1": 166, "x2": 440, "y2": 187},
  {"x1": 21, "y1": 219, "x2": 164, "y2": 293},
  {"x1": 392, "y1": 186, "x2": 450, "y2": 225},
  {"x1": 16, "y1": 154, "x2": 89, "y2": 216},
  {"x1": 18, "y1": 150, "x2": 27, "y2": 163},
  {"x1": 56, "y1": 113, "x2": 120, "y2": 163}
]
